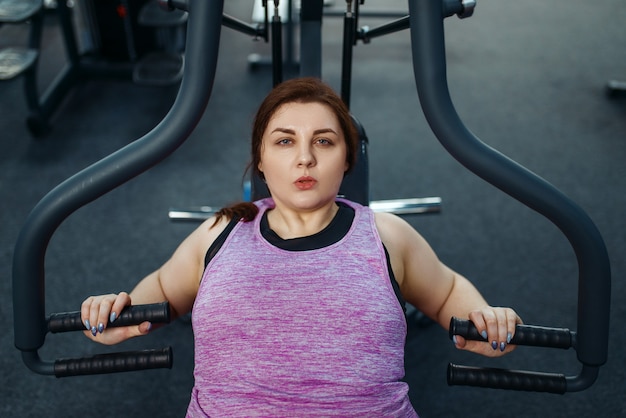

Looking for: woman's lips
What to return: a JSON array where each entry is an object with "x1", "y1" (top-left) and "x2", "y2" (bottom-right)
[{"x1": 295, "y1": 176, "x2": 317, "y2": 190}]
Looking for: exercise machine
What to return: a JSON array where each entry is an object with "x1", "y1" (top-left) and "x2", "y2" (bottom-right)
[
  {"x1": 0, "y1": 0, "x2": 189, "y2": 136},
  {"x1": 12, "y1": 0, "x2": 223, "y2": 376},
  {"x1": 13, "y1": 0, "x2": 610, "y2": 395},
  {"x1": 410, "y1": 0, "x2": 610, "y2": 392}
]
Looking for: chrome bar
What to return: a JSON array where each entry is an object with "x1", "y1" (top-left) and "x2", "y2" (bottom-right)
[
  {"x1": 369, "y1": 197, "x2": 441, "y2": 214},
  {"x1": 168, "y1": 197, "x2": 442, "y2": 222}
]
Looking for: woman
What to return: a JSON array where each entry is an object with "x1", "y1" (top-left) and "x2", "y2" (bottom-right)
[{"x1": 82, "y1": 77, "x2": 522, "y2": 417}]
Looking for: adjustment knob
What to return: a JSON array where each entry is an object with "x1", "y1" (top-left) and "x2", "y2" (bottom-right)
[{"x1": 458, "y1": 0, "x2": 476, "y2": 19}]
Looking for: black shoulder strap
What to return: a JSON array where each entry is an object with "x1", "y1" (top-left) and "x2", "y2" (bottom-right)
[{"x1": 204, "y1": 217, "x2": 241, "y2": 268}]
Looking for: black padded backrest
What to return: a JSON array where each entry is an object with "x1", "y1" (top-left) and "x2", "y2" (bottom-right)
[{"x1": 251, "y1": 115, "x2": 369, "y2": 206}]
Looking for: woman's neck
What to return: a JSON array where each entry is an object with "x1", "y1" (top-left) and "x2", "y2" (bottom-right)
[{"x1": 266, "y1": 202, "x2": 339, "y2": 239}]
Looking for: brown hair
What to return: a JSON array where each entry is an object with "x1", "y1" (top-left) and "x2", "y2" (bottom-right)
[{"x1": 214, "y1": 77, "x2": 358, "y2": 225}]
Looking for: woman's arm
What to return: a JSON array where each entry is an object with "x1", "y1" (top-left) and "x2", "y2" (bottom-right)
[
  {"x1": 81, "y1": 216, "x2": 231, "y2": 345},
  {"x1": 375, "y1": 212, "x2": 522, "y2": 356}
]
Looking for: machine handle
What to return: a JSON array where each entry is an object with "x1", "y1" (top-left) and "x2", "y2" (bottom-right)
[
  {"x1": 447, "y1": 364, "x2": 567, "y2": 394},
  {"x1": 47, "y1": 302, "x2": 171, "y2": 333},
  {"x1": 54, "y1": 347, "x2": 173, "y2": 378},
  {"x1": 449, "y1": 317, "x2": 574, "y2": 350},
  {"x1": 448, "y1": 317, "x2": 572, "y2": 392}
]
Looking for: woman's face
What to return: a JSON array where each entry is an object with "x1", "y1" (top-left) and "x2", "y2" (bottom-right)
[{"x1": 258, "y1": 102, "x2": 348, "y2": 211}]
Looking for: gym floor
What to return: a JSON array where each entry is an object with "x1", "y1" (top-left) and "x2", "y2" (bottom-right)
[{"x1": 1, "y1": 1, "x2": 625, "y2": 416}]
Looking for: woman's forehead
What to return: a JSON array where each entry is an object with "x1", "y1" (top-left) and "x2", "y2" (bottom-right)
[{"x1": 267, "y1": 102, "x2": 339, "y2": 128}]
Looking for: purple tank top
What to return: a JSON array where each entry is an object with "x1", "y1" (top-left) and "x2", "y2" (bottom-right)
[{"x1": 187, "y1": 198, "x2": 417, "y2": 417}]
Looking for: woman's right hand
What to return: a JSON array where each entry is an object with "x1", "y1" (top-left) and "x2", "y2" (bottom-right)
[{"x1": 81, "y1": 292, "x2": 152, "y2": 345}]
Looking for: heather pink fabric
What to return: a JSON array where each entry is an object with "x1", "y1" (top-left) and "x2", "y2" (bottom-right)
[{"x1": 186, "y1": 198, "x2": 417, "y2": 417}]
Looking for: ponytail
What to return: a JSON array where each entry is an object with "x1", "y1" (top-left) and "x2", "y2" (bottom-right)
[{"x1": 212, "y1": 202, "x2": 259, "y2": 227}]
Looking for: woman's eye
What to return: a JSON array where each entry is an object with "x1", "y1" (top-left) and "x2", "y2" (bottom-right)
[
  {"x1": 316, "y1": 138, "x2": 332, "y2": 145},
  {"x1": 277, "y1": 138, "x2": 292, "y2": 145}
]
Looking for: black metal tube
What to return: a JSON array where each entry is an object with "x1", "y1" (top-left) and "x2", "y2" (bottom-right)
[
  {"x1": 565, "y1": 365, "x2": 599, "y2": 392},
  {"x1": 23, "y1": 8, "x2": 43, "y2": 111},
  {"x1": 299, "y1": 0, "x2": 323, "y2": 77},
  {"x1": 358, "y1": 16, "x2": 409, "y2": 43},
  {"x1": 271, "y1": 14, "x2": 283, "y2": 86},
  {"x1": 22, "y1": 351, "x2": 55, "y2": 376},
  {"x1": 449, "y1": 317, "x2": 574, "y2": 350},
  {"x1": 222, "y1": 14, "x2": 264, "y2": 38},
  {"x1": 13, "y1": 0, "x2": 225, "y2": 362},
  {"x1": 447, "y1": 364, "x2": 568, "y2": 394},
  {"x1": 54, "y1": 347, "x2": 173, "y2": 378},
  {"x1": 57, "y1": 0, "x2": 80, "y2": 65},
  {"x1": 408, "y1": 0, "x2": 610, "y2": 370},
  {"x1": 47, "y1": 302, "x2": 171, "y2": 334},
  {"x1": 341, "y1": 11, "x2": 355, "y2": 107}
]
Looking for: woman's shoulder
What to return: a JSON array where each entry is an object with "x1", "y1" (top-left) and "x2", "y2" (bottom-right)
[
  {"x1": 184, "y1": 215, "x2": 235, "y2": 258},
  {"x1": 373, "y1": 211, "x2": 430, "y2": 256},
  {"x1": 373, "y1": 211, "x2": 412, "y2": 237}
]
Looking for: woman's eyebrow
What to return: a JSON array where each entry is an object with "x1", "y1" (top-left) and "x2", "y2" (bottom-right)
[
  {"x1": 270, "y1": 127, "x2": 338, "y2": 135},
  {"x1": 271, "y1": 127, "x2": 295, "y2": 134},
  {"x1": 313, "y1": 128, "x2": 338, "y2": 135}
]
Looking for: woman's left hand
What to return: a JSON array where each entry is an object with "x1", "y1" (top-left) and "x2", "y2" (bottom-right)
[{"x1": 452, "y1": 307, "x2": 522, "y2": 357}]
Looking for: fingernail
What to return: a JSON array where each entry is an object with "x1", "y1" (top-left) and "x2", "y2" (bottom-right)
[
  {"x1": 97, "y1": 323, "x2": 104, "y2": 333},
  {"x1": 452, "y1": 335, "x2": 458, "y2": 345},
  {"x1": 110, "y1": 312, "x2": 117, "y2": 323},
  {"x1": 481, "y1": 330, "x2": 488, "y2": 340},
  {"x1": 507, "y1": 332, "x2": 512, "y2": 344},
  {"x1": 84, "y1": 320, "x2": 91, "y2": 330},
  {"x1": 91, "y1": 326, "x2": 97, "y2": 336},
  {"x1": 491, "y1": 341, "x2": 498, "y2": 350},
  {"x1": 500, "y1": 341, "x2": 506, "y2": 352}
]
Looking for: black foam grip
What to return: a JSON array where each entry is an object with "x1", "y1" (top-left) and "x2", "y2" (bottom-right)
[
  {"x1": 47, "y1": 302, "x2": 171, "y2": 333},
  {"x1": 449, "y1": 317, "x2": 574, "y2": 349},
  {"x1": 54, "y1": 347, "x2": 173, "y2": 377},
  {"x1": 447, "y1": 364, "x2": 567, "y2": 394}
]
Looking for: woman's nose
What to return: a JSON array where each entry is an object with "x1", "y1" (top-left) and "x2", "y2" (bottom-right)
[{"x1": 297, "y1": 145, "x2": 316, "y2": 167}]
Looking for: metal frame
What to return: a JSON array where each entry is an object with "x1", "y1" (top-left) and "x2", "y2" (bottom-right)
[{"x1": 409, "y1": 0, "x2": 610, "y2": 392}]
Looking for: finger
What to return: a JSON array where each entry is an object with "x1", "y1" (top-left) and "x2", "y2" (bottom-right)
[
  {"x1": 494, "y1": 308, "x2": 508, "y2": 352},
  {"x1": 113, "y1": 321, "x2": 152, "y2": 342},
  {"x1": 473, "y1": 308, "x2": 499, "y2": 351},
  {"x1": 87, "y1": 295, "x2": 116, "y2": 336},
  {"x1": 96, "y1": 297, "x2": 114, "y2": 334},
  {"x1": 81, "y1": 296, "x2": 94, "y2": 331},
  {"x1": 467, "y1": 310, "x2": 488, "y2": 341},
  {"x1": 506, "y1": 308, "x2": 523, "y2": 342},
  {"x1": 88, "y1": 299, "x2": 102, "y2": 336},
  {"x1": 109, "y1": 292, "x2": 131, "y2": 324},
  {"x1": 137, "y1": 321, "x2": 153, "y2": 335},
  {"x1": 452, "y1": 334, "x2": 466, "y2": 349}
]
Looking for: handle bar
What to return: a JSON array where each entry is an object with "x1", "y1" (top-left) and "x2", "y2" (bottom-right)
[
  {"x1": 48, "y1": 302, "x2": 170, "y2": 333},
  {"x1": 54, "y1": 347, "x2": 173, "y2": 378},
  {"x1": 22, "y1": 302, "x2": 173, "y2": 377},
  {"x1": 449, "y1": 317, "x2": 575, "y2": 350},
  {"x1": 408, "y1": 0, "x2": 611, "y2": 392},
  {"x1": 448, "y1": 317, "x2": 573, "y2": 393},
  {"x1": 49, "y1": 303, "x2": 172, "y2": 377},
  {"x1": 447, "y1": 364, "x2": 568, "y2": 394},
  {"x1": 50, "y1": 303, "x2": 172, "y2": 377}
]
